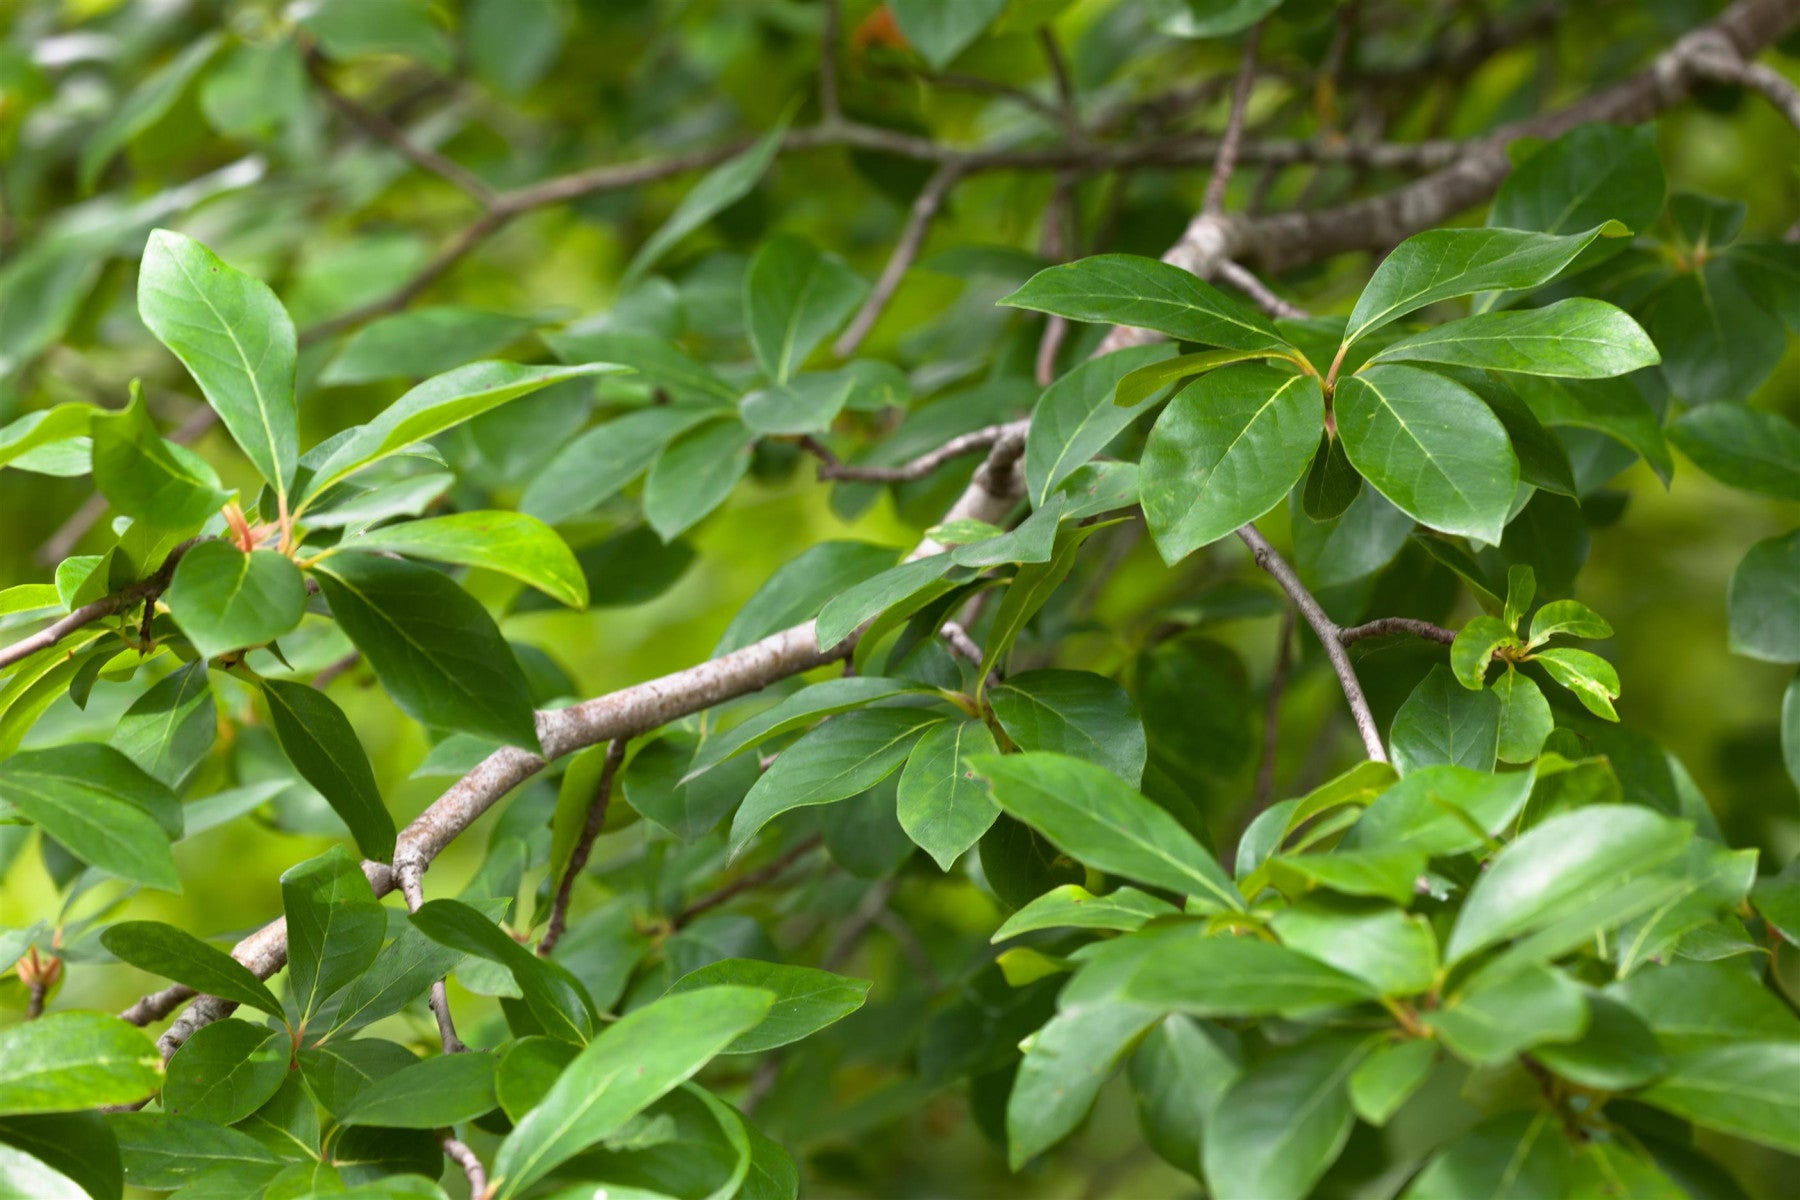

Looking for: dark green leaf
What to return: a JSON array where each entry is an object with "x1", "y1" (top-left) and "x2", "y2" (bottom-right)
[
  {"x1": 1532, "y1": 993, "x2": 1665, "y2": 1090},
  {"x1": 409, "y1": 899, "x2": 594, "y2": 1044},
  {"x1": 99, "y1": 920, "x2": 281, "y2": 1017},
  {"x1": 1729, "y1": 530, "x2": 1800, "y2": 664},
  {"x1": 0, "y1": 745, "x2": 180, "y2": 890},
  {"x1": 162, "y1": 1020, "x2": 287, "y2": 1125},
  {"x1": 743, "y1": 235, "x2": 866, "y2": 383},
  {"x1": 109, "y1": 661, "x2": 215, "y2": 789},
  {"x1": 1202, "y1": 1034, "x2": 1367, "y2": 1200},
  {"x1": 1490, "y1": 123, "x2": 1666, "y2": 237},
  {"x1": 1670, "y1": 405, "x2": 1800, "y2": 501},
  {"x1": 624, "y1": 120, "x2": 788, "y2": 286},
  {"x1": 106, "y1": 1113, "x2": 278, "y2": 1190},
  {"x1": 1424, "y1": 963, "x2": 1587, "y2": 1064},
  {"x1": 91, "y1": 388, "x2": 229, "y2": 530},
  {"x1": 896, "y1": 718, "x2": 1001, "y2": 870},
  {"x1": 1271, "y1": 901, "x2": 1437, "y2": 996},
  {"x1": 282, "y1": 846, "x2": 386, "y2": 1025},
  {"x1": 1641, "y1": 1043, "x2": 1800, "y2": 1155},
  {"x1": 1024, "y1": 344, "x2": 1174, "y2": 505},
  {"x1": 987, "y1": 669, "x2": 1146, "y2": 785},
  {"x1": 320, "y1": 308, "x2": 535, "y2": 385},
  {"x1": 1492, "y1": 669, "x2": 1554, "y2": 763},
  {"x1": 1303, "y1": 432, "x2": 1362, "y2": 520},
  {"x1": 1509, "y1": 373, "x2": 1672, "y2": 484},
  {"x1": 0, "y1": 1112, "x2": 121, "y2": 1200},
  {"x1": 1389, "y1": 665, "x2": 1502, "y2": 774},
  {"x1": 642, "y1": 418, "x2": 756, "y2": 541},
  {"x1": 666, "y1": 959, "x2": 870, "y2": 1053},
  {"x1": 999, "y1": 254, "x2": 1290, "y2": 353},
  {"x1": 1110, "y1": 925, "x2": 1376, "y2": 1015},
  {"x1": 1401, "y1": 1112, "x2": 1574, "y2": 1199},
  {"x1": 520, "y1": 406, "x2": 721, "y2": 525},
  {"x1": 338, "y1": 1052, "x2": 498, "y2": 1128},
  {"x1": 1343, "y1": 764, "x2": 1536, "y2": 857},
  {"x1": 262, "y1": 680, "x2": 395, "y2": 863},
  {"x1": 1348, "y1": 1039, "x2": 1435, "y2": 1126}
]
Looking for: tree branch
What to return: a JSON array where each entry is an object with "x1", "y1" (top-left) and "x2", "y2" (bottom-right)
[
  {"x1": 834, "y1": 160, "x2": 964, "y2": 357},
  {"x1": 810, "y1": 421, "x2": 1019, "y2": 483},
  {"x1": 0, "y1": 537, "x2": 200, "y2": 672},
  {"x1": 674, "y1": 834, "x2": 823, "y2": 929},
  {"x1": 539, "y1": 737, "x2": 626, "y2": 955},
  {"x1": 1204, "y1": 21, "x2": 1264, "y2": 215},
  {"x1": 1340, "y1": 616, "x2": 1457, "y2": 645},
  {"x1": 1215, "y1": 258, "x2": 1310, "y2": 320},
  {"x1": 395, "y1": 857, "x2": 466, "y2": 1054},
  {"x1": 438, "y1": 1130, "x2": 488, "y2": 1198}
]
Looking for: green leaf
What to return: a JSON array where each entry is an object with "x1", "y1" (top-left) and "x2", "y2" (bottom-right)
[
  {"x1": 491, "y1": 986, "x2": 773, "y2": 1199},
  {"x1": 1152, "y1": 0, "x2": 1283, "y2": 37},
  {"x1": 0, "y1": 405, "x2": 95, "y2": 472},
  {"x1": 106, "y1": 1112, "x2": 279, "y2": 1190},
  {"x1": 1424, "y1": 963, "x2": 1588, "y2": 1064},
  {"x1": 1729, "y1": 530, "x2": 1800, "y2": 665},
  {"x1": 338, "y1": 1052, "x2": 498, "y2": 1128},
  {"x1": 320, "y1": 308, "x2": 536, "y2": 385},
  {"x1": 887, "y1": 0, "x2": 1008, "y2": 66},
  {"x1": 1201, "y1": 1034, "x2": 1367, "y2": 1200},
  {"x1": 1263, "y1": 847, "x2": 1430, "y2": 909},
  {"x1": 1344, "y1": 224, "x2": 1625, "y2": 345},
  {"x1": 974, "y1": 752, "x2": 1242, "y2": 910},
  {"x1": 1786, "y1": 673, "x2": 1800, "y2": 795},
  {"x1": 1609, "y1": 961, "x2": 1800, "y2": 1051},
  {"x1": 282, "y1": 847, "x2": 386, "y2": 1025},
  {"x1": 110, "y1": 660, "x2": 216, "y2": 789},
  {"x1": 1371, "y1": 298, "x2": 1658, "y2": 378},
  {"x1": 814, "y1": 554, "x2": 955, "y2": 650},
  {"x1": 1446, "y1": 806, "x2": 1691, "y2": 963},
  {"x1": 79, "y1": 35, "x2": 223, "y2": 190},
  {"x1": 1492, "y1": 669, "x2": 1554, "y2": 764},
  {"x1": 616, "y1": 734, "x2": 758, "y2": 842},
  {"x1": 91, "y1": 387, "x2": 229, "y2": 530},
  {"x1": 1646, "y1": 260, "x2": 1786, "y2": 405},
  {"x1": 665, "y1": 960, "x2": 870, "y2": 1053},
  {"x1": 642, "y1": 418, "x2": 756, "y2": 541},
  {"x1": 1111, "y1": 347, "x2": 1276, "y2": 410},
  {"x1": 1389, "y1": 666, "x2": 1501, "y2": 774},
  {"x1": 137, "y1": 230, "x2": 297, "y2": 499},
  {"x1": 728, "y1": 707, "x2": 944, "y2": 855},
  {"x1": 979, "y1": 521, "x2": 1109, "y2": 686},
  {"x1": 1534, "y1": 646, "x2": 1622, "y2": 719},
  {"x1": 324, "y1": 918, "x2": 470, "y2": 1037},
  {"x1": 311, "y1": 552, "x2": 541, "y2": 750},
  {"x1": 949, "y1": 494, "x2": 1065, "y2": 567},
  {"x1": 987, "y1": 669, "x2": 1146, "y2": 785},
  {"x1": 743, "y1": 235, "x2": 866, "y2": 383},
  {"x1": 991, "y1": 884, "x2": 1177, "y2": 941},
  {"x1": 409, "y1": 899, "x2": 595, "y2": 1043},
  {"x1": 1491, "y1": 124, "x2": 1666, "y2": 238},
  {"x1": 1127, "y1": 1016, "x2": 1240, "y2": 1173},
  {"x1": 1343, "y1": 764, "x2": 1536, "y2": 857},
  {"x1": 0, "y1": 1013, "x2": 162, "y2": 1114},
  {"x1": 1528, "y1": 599, "x2": 1612, "y2": 645},
  {"x1": 336, "y1": 510, "x2": 587, "y2": 609},
  {"x1": 520, "y1": 406, "x2": 721, "y2": 525},
  {"x1": 684, "y1": 677, "x2": 928, "y2": 780},
  {"x1": 1463, "y1": 372, "x2": 1579, "y2": 497},
  {"x1": 739, "y1": 372, "x2": 856, "y2": 437},
  {"x1": 1335, "y1": 365, "x2": 1519, "y2": 543},
  {"x1": 0, "y1": 1112, "x2": 122, "y2": 1200},
  {"x1": 306, "y1": 361, "x2": 622, "y2": 500},
  {"x1": 1141, "y1": 364, "x2": 1324, "y2": 563},
  {"x1": 1302, "y1": 431, "x2": 1362, "y2": 520},
  {"x1": 1451, "y1": 616, "x2": 1519, "y2": 689},
  {"x1": 164, "y1": 542, "x2": 307, "y2": 660},
  {"x1": 1348, "y1": 1040, "x2": 1435, "y2": 1126},
  {"x1": 896, "y1": 718, "x2": 1001, "y2": 870},
  {"x1": 1670, "y1": 405, "x2": 1800, "y2": 501},
  {"x1": 1271, "y1": 901, "x2": 1437, "y2": 996},
  {"x1": 1023, "y1": 344, "x2": 1175, "y2": 505},
  {"x1": 1532, "y1": 993, "x2": 1665, "y2": 1090},
  {"x1": 99, "y1": 920, "x2": 282, "y2": 1018},
  {"x1": 713, "y1": 542, "x2": 900, "y2": 655},
  {"x1": 1509, "y1": 373, "x2": 1672, "y2": 484},
  {"x1": 623, "y1": 118, "x2": 789, "y2": 287},
  {"x1": 301, "y1": 0, "x2": 453, "y2": 70},
  {"x1": 1401, "y1": 1112, "x2": 1574, "y2": 1199},
  {"x1": 163, "y1": 1020, "x2": 288, "y2": 1125},
  {"x1": 262, "y1": 680, "x2": 396, "y2": 864},
  {"x1": 1641, "y1": 1043, "x2": 1800, "y2": 1155},
  {"x1": 0, "y1": 1143, "x2": 85, "y2": 1199},
  {"x1": 541, "y1": 329, "x2": 736, "y2": 406},
  {"x1": 999, "y1": 254, "x2": 1290, "y2": 353},
  {"x1": 0, "y1": 745, "x2": 180, "y2": 891}
]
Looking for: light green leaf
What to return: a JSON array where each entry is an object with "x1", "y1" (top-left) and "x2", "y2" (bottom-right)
[
  {"x1": 1271, "y1": 901, "x2": 1437, "y2": 997},
  {"x1": 301, "y1": 0, "x2": 454, "y2": 69},
  {"x1": 1534, "y1": 646, "x2": 1621, "y2": 719},
  {"x1": 1370, "y1": 299, "x2": 1658, "y2": 377},
  {"x1": 814, "y1": 553, "x2": 955, "y2": 650},
  {"x1": 1451, "y1": 615, "x2": 1518, "y2": 689},
  {"x1": 987, "y1": 669, "x2": 1146, "y2": 785},
  {"x1": 896, "y1": 718, "x2": 1001, "y2": 870},
  {"x1": 1389, "y1": 666, "x2": 1501, "y2": 774},
  {"x1": 666, "y1": 960, "x2": 870, "y2": 1053},
  {"x1": 642, "y1": 418, "x2": 756, "y2": 541},
  {"x1": 541, "y1": 329, "x2": 736, "y2": 405},
  {"x1": 743, "y1": 235, "x2": 867, "y2": 383},
  {"x1": 991, "y1": 884, "x2": 1177, "y2": 941},
  {"x1": 999, "y1": 254, "x2": 1290, "y2": 353},
  {"x1": 1532, "y1": 993, "x2": 1665, "y2": 1090},
  {"x1": 310, "y1": 552, "x2": 541, "y2": 750},
  {"x1": 491, "y1": 986, "x2": 773, "y2": 1199},
  {"x1": 1528, "y1": 599, "x2": 1613, "y2": 645},
  {"x1": 1101, "y1": 923, "x2": 1378, "y2": 1015},
  {"x1": 1729, "y1": 530, "x2": 1800, "y2": 665},
  {"x1": 1202, "y1": 1034, "x2": 1367, "y2": 1200},
  {"x1": 1492, "y1": 669, "x2": 1553, "y2": 764},
  {"x1": 339, "y1": 1052, "x2": 498, "y2": 1128},
  {"x1": 106, "y1": 1112, "x2": 280, "y2": 1190},
  {"x1": 0, "y1": 1013, "x2": 163, "y2": 1114},
  {"x1": 164, "y1": 542, "x2": 307, "y2": 660},
  {"x1": 1342, "y1": 764, "x2": 1536, "y2": 857},
  {"x1": 306, "y1": 361, "x2": 622, "y2": 501},
  {"x1": 623, "y1": 119, "x2": 789, "y2": 287},
  {"x1": 520, "y1": 405, "x2": 721, "y2": 526},
  {"x1": 1348, "y1": 1040, "x2": 1436, "y2": 1126},
  {"x1": 1670, "y1": 405, "x2": 1800, "y2": 502},
  {"x1": 111, "y1": 660, "x2": 216, "y2": 789},
  {"x1": 1609, "y1": 961, "x2": 1800, "y2": 1052},
  {"x1": 100, "y1": 920, "x2": 282, "y2": 1017},
  {"x1": 1024, "y1": 344, "x2": 1174, "y2": 505},
  {"x1": 1111, "y1": 347, "x2": 1278, "y2": 409},
  {"x1": 1336, "y1": 364, "x2": 1518, "y2": 543},
  {"x1": 728, "y1": 708, "x2": 944, "y2": 855},
  {"x1": 1142, "y1": 364, "x2": 1324, "y2": 562},
  {"x1": 336, "y1": 510, "x2": 587, "y2": 609},
  {"x1": 1345, "y1": 224, "x2": 1625, "y2": 345},
  {"x1": 973, "y1": 752, "x2": 1242, "y2": 910},
  {"x1": 739, "y1": 372, "x2": 856, "y2": 436},
  {"x1": 1153, "y1": 0, "x2": 1283, "y2": 37},
  {"x1": 0, "y1": 745, "x2": 180, "y2": 890},
  {"x1": 137, "y1": 230, "x2": 297, "y2": 498},
  {"x1": 80, "y1": 35, "x2": 224, "y2": 190},
  {"x1": 1401, "y1": 1112, "x2": 1574, "y2": 1198},
  {"x1": 1424, "y1": 963, "x2": 1588, "y2": 1064},
  {"x1": 262, "y1": 680, "x2": 396, "y2": 863},
  {"x1": 888, "y1": 0, "x2": 1008, "y2": 66},
  {"x1": 1640, "y1": 1043, "x2": 1800, "y2": 1155},
  {"x1": 0, "y1": 405, "x2": 95, "y2": 472},
  {"x1": 91, "y1": 387, "x2": 229, "y2": 530}
]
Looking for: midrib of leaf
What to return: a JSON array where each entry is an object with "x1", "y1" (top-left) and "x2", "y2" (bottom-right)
[
  {"x1": 165, "y1": 253, "x2": 286, "y2": 502},
  {"x1": 777, "y1": 264, "x2": 823, "y2": 381},
  {"x1": 316, "y1": 566, "x2": 507, "y2": 711},
  {"x1": 1353, "y1": 374, "x2": 1484, "y2": 515},
  {"x1": 1115, "y1": 258, "x2": 1272, "y2": 344},
  {"x1": 506, "y1": 1059, "x2": 631, "y2": 1192}
]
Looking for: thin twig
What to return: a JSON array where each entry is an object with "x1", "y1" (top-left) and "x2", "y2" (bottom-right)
[
  {"x1": 1204, "y1": 21, "x2": 1264, "y2": 215},
  {"x1": 0, "y1": 538, "x2": 200, "y2": 672},
  {"x1": 820, "y1": 0, "x2": 842, "y2": 121},
  {"x1": 539, "y1": 738, "x2": 627, "y2": 955},
  {"x1": 939, "y1": 621, "x2": 984, "y2": 665},
  {"x1": 1236, "y1": 525, "x2": 1387, "y2": 762},
  {"x1": 1339, "y1": 617, "x2": 1457, "y2": 645},
  {"x1": 438, "y1": 1130, "x2": 488, "y2": 1197},
  {"x1": 396, "y1": 857, "x2": 467, "y2": 1054},
  {"x1": 1215, "y1": 259, "x2": 1310, "y2": 320},
  {"x1": 811, "y1": 422, "x2": 1014, "y2": 483},
  {"x1": 1686, "y1": 38, "x2": 1800, "y2": 129},
  {"x1": 674, "y1": 834, "x2": 823, "y2": 929},
  {"x1": 834, "y1": 160, "x2": 964, "y2": 357},
  {"x1": 1256, "y1": 606, "x2": 1297, "y2": 806}
]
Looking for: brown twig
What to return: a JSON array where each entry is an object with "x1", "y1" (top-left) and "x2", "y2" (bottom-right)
[
  {"x1": 1205, "y1": 21, "x2": 1264, "y2": 215},
  {"x1": 811, "y1": 422, "x2": 1016, "y2": 483},
  {"x1": 673, "y1": 834, "x2": 823, "y2": 929},
  {"x1": 438, "y1": 1130, "x2": 488, "y2": 1197},
  {"x1": 394, "y1": 857, "x2": 467, "y2": 1054},
  {"x1": 0, "y1": 538, "x2": 200, "y2": 672},
  {"x1": 1215, "y1": 259, "x2": 1310, "y2": 320},
  {"x1": 834, "y1": 160, "x2": 965, "y2": 357},
  {"x1": 1686, "y1": 35, "x2": 1800, "y2": 130},
  {"x1": 539, "y1": 738, "x2": 627, "y2": 955},
  {"x1": 1339, "y1": 617, "x2": 1458, "y2": 645}
]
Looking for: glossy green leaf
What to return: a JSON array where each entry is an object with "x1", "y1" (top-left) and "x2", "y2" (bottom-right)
[
  {"x1": 262, "y1": 680, "x2": 395, "y2": 863},
  {"x1": 324, "y1": 918, "x2": 470, "y2": 1037},
  {"x1": 1451, "y1": 615, "x2": 1518, "y2": 689},
  {"x1": 1344, "y1": 224, "x2": 1624, "y2": 345},
  {"x1": 1336, "y1": 364, "x2": 1518, "y2": 543},
  {"x1": 1729, "y1": 530, "x2": 1800, "y2": 665},
  {"x1": 987, "y1": 669, "x2": 1146, "y2": 785},
  {"x1": 896, "y1": 718, "x2": 1001, "y2": 870},
  {"x1": 410, "y1": 899, "x2": 594, "y2": 1044},
  {"x1": 1532, "y1": 993, "x2": 1665, "y2": 1090},
  {"x1": 684, "y1": 677, "x2": 928, "y2": 781},
  {"x1": 991, "y1": 884, "x2": 1177, "y2": 941},
  {"x1": 1509, "y1": 373, "x2": 1672, "y2": 484},
  {"x1": 164, "y1": 542, "x2": 306, "y2": 660},
  {"x1": 1424, "y1": 963, "x2": 1587, "y2": 1064},
  {"x1": 520, "y1": 406, "x2": 721, "y2": 526},
  {"x1": 1343, "y1": 764, "x2": 1536, "y2": 857},
  {"x1": 0, "y1": 1112, "x2": 122, "y2": 1200},
  {"x1": 814, "y1": 553, "x2": 955, "y2": 650},
  {"x1": 1142, "y1": 364, "x2": 1324, "y2": 562},
  {"x1": 1609, "y1": 960, "x2": 1800, "y2": 1051},
  {"x1": 1111, "y1": 347, "x2": 1276, "y2": 409},
  {"x1": 336, "y1": 510, "x2": 587, "y2": 608},
  {"x1": 99, "y1": 920, "x2": 282, "y2": 1017},
  {"x1": 1527, "y1": 598, "x2": 1612, "y2": 645},
  {"x1": 1370, "y1": 299, "x2": 1657, "y2": 377},
  {"x1": 979, "y1": 521, "x2": 1108, "y2": 686},
  {"x1": 491, "y1": 986, "x2": 773, "y2": 1199},
  {"x1": 666, "y1": 959, "x2": 870, "y2": 1053},
  {"x1": 1534, "y1": 646, "x2": 1622, "y2": 719},
  {"x1": 0, "y1": 406, "x2": 94, "y2": 472},
  {"x1": 617, "y1": 733, "x2": 758, "y2": 842},
  {"x1": 974, "y1": 752, "x2": 1242, "y2": 910},
  {"x1": 163, "y1": 1020, "x2": 288, "y2": 1125},
  {"x1": 1201, "y1": 1034, "x2": 1367, "y2": 1200},
  {"x1": 1492, "y1": 669, "x2": 1554, "y2": 764},
  {"x1": 1401, "y1": 1112, "x2": 1574, "y2": 1199},
  {"x1": 110, "y1": 661, "x2": 216, "y2": 789},
  {"x1": 137, "y1": 230, "x2": 297, "y2": 498},
  {"x1": 1348, "y1": 1040, "x2": 1435, "y2": 1126},
  {"x1": 282, "y1": 847, "x2": 386, "y2": 1025},
  {"x1": 0, "y1": 1013, "x2": 162, "y2": 1115},
  {"x1": 728, "y1": 707, "x2": 943, "y2": 855},
  {"x1": 106, "y1": 1112, "x2": 279, "y2": 1190},
  {"x1": 0, "y1": 1143, "x2": 85, "y2": 1199},
  {"x1": 1490, "y1": 123, "x2": 1666, "y2": 238},
  {"x1": 999, "y1": 254, "x2": 1290, "y2": 353},
  {"x1": 743, "y1": 235, "x2": 866, "y2": 382},
  {"x1": 1302, "y1": 431, "x2": 1362, "y2": 519},
  {"x1": 1646, "y1": 260, "x2": 1786, "y2": 405},
  {"x1": 1669, "y1": 405, "x2": 1800, "y2": 501},
  {"x1": 1271, "y1": 901, "x2": 1437, "y2": 996},
  {"x1": 1153, "y1": 0, "x2": 1283, "y2": 37},
  {"x1": 306, "y1": 362, "x2": 622, "y2": 500},
  {"x1": 311, "y1": 552, "x2": 541, "y2": 750},
  {"x1": 1390, "y1": 665, "x2": 1501, "y2": 774},
  {"x1": 1641, "y1": 1043, "x2": 1800, "y2": 1155},
  {"x1": 91, "y1": 388, "x2": 229, "y2": 530},
  {"x1": 1023, "y1": 344, "x2": 1174, "y2": 504},
  {"x1": 338, "y1": 1052, "x2": 498, "y2": 1128},
  {"x1": 0, "y1": 745, "x2": 179, "y2": 890}
]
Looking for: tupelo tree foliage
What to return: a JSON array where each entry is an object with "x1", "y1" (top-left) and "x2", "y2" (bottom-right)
[{"x1": 3, "y1": 0, "x2": 1800, "y2": 1197}]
